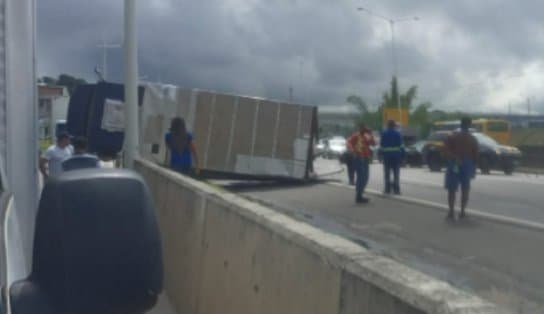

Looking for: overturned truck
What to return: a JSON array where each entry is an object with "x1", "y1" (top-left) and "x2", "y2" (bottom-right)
[{"x1": 66, "y1": 82, "x2": 318, "y2": 181}]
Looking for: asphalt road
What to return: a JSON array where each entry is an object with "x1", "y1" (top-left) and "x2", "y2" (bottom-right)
[
  {"x1": 318, "y1": 158, "x2": 544, "y2": 224},
  {"x1": 219, "y1": 158, "x2": 544, "y2": 313}
]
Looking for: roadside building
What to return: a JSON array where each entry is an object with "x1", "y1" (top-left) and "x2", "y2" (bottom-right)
[{"x1": 38, "y1": 85, "x2": 69, "y2": 143}]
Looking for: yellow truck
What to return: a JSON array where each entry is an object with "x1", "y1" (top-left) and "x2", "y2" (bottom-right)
[{"x1": 383, "y1": 107, "x2": 409, "y2": 126}]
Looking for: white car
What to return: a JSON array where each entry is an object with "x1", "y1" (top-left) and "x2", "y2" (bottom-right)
[
  {"x1": 315, "y1": 139, "x2": 328, "y2": 157},
  {"x1": 324, "y1": 136, "x2": 347, "y2": 159}
]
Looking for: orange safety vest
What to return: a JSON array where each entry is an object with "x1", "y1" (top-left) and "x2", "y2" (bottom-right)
[{"x1": 348, "y1": 132, "x2": 374, "y2": 158}]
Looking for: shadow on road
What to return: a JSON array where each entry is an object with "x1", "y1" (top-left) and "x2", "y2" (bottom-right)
[{"x1": 221, "y1": 178, "x2": 340, "y2": 193}]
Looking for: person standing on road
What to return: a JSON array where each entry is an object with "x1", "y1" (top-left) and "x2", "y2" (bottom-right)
[
  {"x1": 444, "y1": 117, "x2": 479, "y2": 219},
  {"x1": 39, "y1": 132, "x2": 73, "y2": 180},
  {"x1": 347, "y1": 123, "x2": 376, "y2": 203},
  {"x1": 62, "y1": 136, "x2": 101, "y2": 171},
  {"x1": 340, "y1": 150, "x2": 355, "y2": 185},
  {"x1": 165, "y1": 117, "x2": 200, "y2": 176},
  {"x1": 380, "y1": 120, "x2": 404, "y2": 195}
]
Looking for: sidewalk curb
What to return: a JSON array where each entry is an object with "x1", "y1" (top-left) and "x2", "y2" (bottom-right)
[{"x1": 327, "y1": 181, "x2": 544, "y2": 233}]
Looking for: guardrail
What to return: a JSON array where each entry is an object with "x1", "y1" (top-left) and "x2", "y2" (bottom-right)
[{"x1": 519, "y1": 146, "x2": 544, "y2": 169}]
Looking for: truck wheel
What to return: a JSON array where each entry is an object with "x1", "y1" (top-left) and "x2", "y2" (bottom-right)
[
  {"x1": 480, "y1": 156, "x2": 491, "y2": 175},
  {"x1": 428, "y1": 153, "x2": 442, "y2": 172}
]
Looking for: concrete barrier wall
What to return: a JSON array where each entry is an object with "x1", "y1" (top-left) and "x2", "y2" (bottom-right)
[
  {"x1": 519, "y1": 145, "x2": 544, "y2": 168},
  {"x1": 135, "y1": 158, "x2": 508, "y2": 314}
]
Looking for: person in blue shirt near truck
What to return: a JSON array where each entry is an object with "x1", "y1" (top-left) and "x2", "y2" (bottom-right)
[
  {"x1": 380, "y1": 120, "x2": 404, "y2": 195},
  {"x1": 165, "y1": 117, "x2": 200, "y2": 176}
]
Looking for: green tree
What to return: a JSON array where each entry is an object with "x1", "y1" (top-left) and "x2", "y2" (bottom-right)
[
  {"x1": 410, "y1": 102, "x2": 433, "y2": 137},
  {"x1": 57, "y1": 74, "x2": 87, "y2": 96},
  {"x1": 39, "y1": 74, "x2": 87, "y2": 96},
  {"x1": 383, "y1": 77, "x2": 418, "y2": 110},
  {"x1": 400, "y1": 86, "x2": 418, "y2": 109},
  {"x1": 346, "y1": 95, "x2": 368, "y2": 114},
  {"x1": 347, "y1": 95, "x2": 382, "y2": 131},
  {"x1": 40, "y1": 76, "x2": 57, "y2": 85},
  {"x1": 347, "y1": 78, "x2": 423, "y2": 133},
  {"x1": 366, "y1": 105, "x2": 384, "y2": 131}
]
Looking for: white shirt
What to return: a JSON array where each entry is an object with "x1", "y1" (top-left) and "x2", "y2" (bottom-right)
[{"x1": 43, "y1": 144, "x2": 73, "y2": 176}]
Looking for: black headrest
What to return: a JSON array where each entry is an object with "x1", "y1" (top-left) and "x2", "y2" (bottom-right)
[
  {"x1": 61, "y1": 155, "x2": 100, "y2": 172},
  {"x1": 20, "y1": 169, "x2": 163, "y2": 313}
]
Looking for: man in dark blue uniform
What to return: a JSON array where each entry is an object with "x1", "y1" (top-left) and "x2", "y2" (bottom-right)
[{"x1": 380, "y1": 120, "x2": 404, "y2": 194}]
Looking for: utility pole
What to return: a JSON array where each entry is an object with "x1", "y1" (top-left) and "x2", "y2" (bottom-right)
[
  {"x1": 357, "y1": 7, "x2": 419, "y2": 126},
  {"x1": 298, "y1": 58, "x2": 304, "y2": 103},
  {"x1": 289, "y1": 85, "x2": 293, "y2": 103},
  {"x1": 389, "y1": 20, "x2": 400, "y2": 121},
  {"x1": 123, "y1": 0, "x2": 139, "y2": 168},
  {"x1": 527, "y1": 98, "x2": 531, "y2": 116}
]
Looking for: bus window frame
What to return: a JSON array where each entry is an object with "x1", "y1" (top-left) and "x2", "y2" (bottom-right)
[
  {"x1": 486, "y1": 121, "x2": 509, "y2": 132},
  {"x1": 471, "y1": 122, "x2": 483, "y2": 132}
]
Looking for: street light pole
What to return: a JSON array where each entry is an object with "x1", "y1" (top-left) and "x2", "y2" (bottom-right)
[
  {"x1": 124, "y1": 0, "x2": 139, "y2": 168},
  {"x1": 357, "y1": 7, "x2": 419, "y2": 126},
  {"x1": 390, "y1": 21, "x2": 396, "y2": 77},
  {"x1": 389, "y1": 20, "x2": 401, "y2": 122},
  {"x1": 298, "y1": 58, "x2": 304, "y2": 103}
]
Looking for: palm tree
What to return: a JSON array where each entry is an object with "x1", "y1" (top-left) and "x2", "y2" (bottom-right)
[
  {"x1": 346, "y1": 95, "x2": 368, "y2": 114},
  {"x1": 383, "y1": 76, "x2": 418, "y2": 110},
  {"x1": 346, "y1": 95, "x2": 382, "y2": 130}
]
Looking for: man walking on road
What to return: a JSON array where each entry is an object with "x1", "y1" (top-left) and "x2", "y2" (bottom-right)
[
  {"x1": 347, "y1": 123, "x2": 376, "y2": 203},
  {"x1": 62, "y1": 136, "x2": 100, "y2": 171},
  {"x1": 39, "y1": 132, "x2": 73, "y2": 180},
  {"x1": 340, "y1": 150, "x2": 355, "y2": 185},
  {"x1": 381, "y1": 120, "x2": 404, "y2": 195},
  {"x1": 444, "y1": 117, "x2": 479, "y2": 219}
]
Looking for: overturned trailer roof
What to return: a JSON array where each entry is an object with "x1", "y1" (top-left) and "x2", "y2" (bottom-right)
[{"x1": 140, "y1": 84, "x2": 318, "y2": 180}]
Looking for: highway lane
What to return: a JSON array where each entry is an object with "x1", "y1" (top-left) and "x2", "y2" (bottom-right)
[
  {"x1": 214, "y1": 158, "x2": 544, "y2": 312},
  {"x1": 316, "y1": 158, "x2": 544, "y2": 224},
  {"x1": 223, "y1": 176, "x2": 544, "y2": 313}
]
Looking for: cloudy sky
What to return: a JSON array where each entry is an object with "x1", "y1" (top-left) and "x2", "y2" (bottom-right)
[{"x1": 38, "y1": 0, "x2": 544, "y2": 114}]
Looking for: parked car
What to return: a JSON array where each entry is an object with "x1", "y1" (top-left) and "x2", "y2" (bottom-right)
[
  {"x1": 315, "y1": 138, "x2": 328, "y2": 157},
  {"x1": 404, "y1": 140, "x2": 426, "y2": 167},
  {"x1": 419, "y1": 131, "x2": 522, "y2": 174},
  {"x1": 323, "y1": 136, "x2": 347, "y2": 159}
]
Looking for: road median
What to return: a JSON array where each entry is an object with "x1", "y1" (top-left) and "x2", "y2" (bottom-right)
[{"x1": 136, "y1": 158, "x2": 508, "y2": 314}]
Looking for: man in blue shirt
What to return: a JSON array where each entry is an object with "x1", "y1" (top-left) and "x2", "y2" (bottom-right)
[{"x1": 380, "y1": 120, "x2": 404, "y2": 195}]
